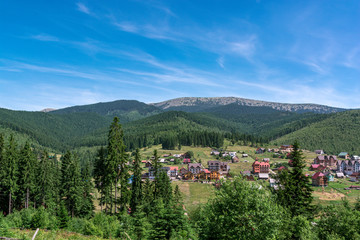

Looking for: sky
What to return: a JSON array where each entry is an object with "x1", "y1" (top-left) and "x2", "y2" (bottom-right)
[{"x1": 0, "y1": 0, "x2": 359, "y2": 111}]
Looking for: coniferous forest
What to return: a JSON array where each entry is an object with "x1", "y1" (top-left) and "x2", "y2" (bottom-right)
[{"x1": 1, "y1": 117, "x2": 360, "y2": 239}]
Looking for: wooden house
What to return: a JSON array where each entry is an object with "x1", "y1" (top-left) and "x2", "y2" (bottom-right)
[
  {"x1": 179, "y1": 167, "x2": 188, "y2": 177},
  {"x1": 312, "y1": 172, "x2": 328, "y2": 186},
  {"x1": 188, "y1": 163, "x2": 202, "y2": 174},
  {"x1": 184, "y1": 171, "x2": 194, "y2": 180},
  {"x1": 198, "y1": 169, "x2": 211, "y2": 180},
  {"x1": 169, "y1": 166, "x2": 179, "y2": 178},
  {"x1": 314, "y1": 155, "x2": 337, "y2": 167},
  {"x1": 210, "y1": 171, "x2": 220, "y2": 180}
]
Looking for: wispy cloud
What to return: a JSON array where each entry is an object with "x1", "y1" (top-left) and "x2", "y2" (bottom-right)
[
  {"x1": 30, "y1": 34, "x2": 59, "y2": 42},
  {"x1": 76, "y1": 2, "x2": 91, "y2": 15},
  {"x1": 217, "y1": 57, "x2": 225, "y2": 68}
]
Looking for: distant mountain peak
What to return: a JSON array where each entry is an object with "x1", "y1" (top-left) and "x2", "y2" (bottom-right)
[{"x1": 151, "y1": 97, "x2": 345, "y2": 114}]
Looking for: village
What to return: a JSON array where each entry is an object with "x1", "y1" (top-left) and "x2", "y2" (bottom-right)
[{"x1": 136, "y1": 143, "x2": 360, "y2": 207}]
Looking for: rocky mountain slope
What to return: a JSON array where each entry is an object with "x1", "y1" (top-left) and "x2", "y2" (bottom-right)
[{"x1": 151, "y1": 97, "x2": 346, "y2": 114}]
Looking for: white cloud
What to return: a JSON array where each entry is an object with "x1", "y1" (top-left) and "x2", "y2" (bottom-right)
[
  {"x1": 31, "y1": 34, "x2": 59, "y2": 42},
  {"x1": 76, "y1": 2, "x2": 91, "y2": 15},
  {"x1": 217, "y1": 57, "x2": 225, "y2": 68}
]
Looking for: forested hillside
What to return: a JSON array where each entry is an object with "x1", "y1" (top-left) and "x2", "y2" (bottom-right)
[
  {"x1": 52, "y1": 100, "x2": 162, "y2": 123},
  {"x1": 274, "y1": 110, "x2": 360, "y2": 154}
]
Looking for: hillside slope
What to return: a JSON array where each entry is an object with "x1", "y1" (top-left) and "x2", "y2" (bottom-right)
[
  {"x1": 52, "y1": 100, "x2": 162, "y2": 123},
  {"x1": 274, "y1": 110, "x2": 360, "y2": 154},
  {"x1": 151, "y1": 97, "x2": 345, "y2": 113}
]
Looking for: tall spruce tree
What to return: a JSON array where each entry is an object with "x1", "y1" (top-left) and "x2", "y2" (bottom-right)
[
  {"x1": 1, "y1": 135, "x2": 19, "y2": 214},
  {"x1": 94, "y1": 147, "x2": 106, "y2": 211},
  {"x1": 0, "y1": 134, "x2": 6, "y2": 212},
  {"x1": 60, "y1": 151, "x2": 82, "y2": 217},
  {"x1": 130, "y1": 148, "x2": 142, "y2": 214},
  {"x1": 17, "y1": 142, "x2": 36, "y2": 209},
  {"x1": 152, "y1": 150, "x2": 161, "y2": 199},
  {"x1": 106, "y1": 117, "x2": 129, "y2": 213},
  {"x1": 80, "y1": 159, "x2": 95, "y2": 217},
  {"x1": 276, "y1": 141, "x2": 313, "y2": 217}
]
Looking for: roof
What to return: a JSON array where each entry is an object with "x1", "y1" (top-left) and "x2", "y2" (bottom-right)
[
  {"x1": 312, "y1": 172, "x2": 325, "y2": 179},
  {"x1": 350, "y1": 172, "x2": 360, "y2": 177},
  {"x1": 339, "y1": 152, "x2": 348, "y2": 156},
  {"x1": 202, "y1": 169, "x2": 211, "y2": 174},
  {"x1": 188, "y1": 163, "x2": 202, "y2": 168},
  {"x1": 258, "y1": 173, "x2": 269, "y2": 179},
  {"x1": 183, "y1": 158, "x2": 191, "y2": 163},
  {"x1": 311, "y1": 164, "x2": 320, "y2": 169},
  {"x1": 336, "y1": 172, "x2": 345, "y2": 177},
  {"x1": 316, "y1": 155, "x2": 325, "y2": 160},
  {"x1": 169, "y1": 166, "x2": 178, "y2": 171}
]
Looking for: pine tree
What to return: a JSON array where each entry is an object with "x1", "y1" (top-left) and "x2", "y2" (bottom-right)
[
  {"x1": 60, "y1": 151, "x2": 82, "y2": 217},
  {"x1": 1, "y1": 135, "x2": 19, "y2": 214},
  {"x1": 17, "y1": 142, "x2": 36, "y2": 209},
  {"x1": 152, "y1": 150, "x2": 161, "y2": 199},
  {"x1": 130, "y1": 148, "x2": 142, "y2": 214},
  {"x1": 80, "y1": 159, "x2": 95, "y2": 217},
  {"x1": 276, "y1": 141, "x2": 313, "y2": 217},
  {"x1": 94, "y1": 147, "x2": 106, "y2": 211},
  {"x1": 106, "y1": 117, "x2": 129, "y2": 213},
  {"x1": 57, "y1": 200, "x2": 69, "y2": 229}
]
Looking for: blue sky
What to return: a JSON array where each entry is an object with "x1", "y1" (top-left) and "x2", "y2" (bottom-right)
[{"x1": 0, "y1": 0, "x2": 359, "y2": 110}]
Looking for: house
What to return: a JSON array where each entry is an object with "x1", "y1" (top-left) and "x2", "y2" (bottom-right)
[
  {"x1": 145, "y1": 161, "x2": 152, "y2": 168},
  {"x1": 184, "y1": 171, "x2": 194, "y2": 180},
  {"x1": 310, "y1": 164, "x2": 322, "y2": 171},
  {"x1": 207, "y1": 161, "x2": 230, "y2": 173},
  {"x1": 232, "y1": 156, "x2": 240, "y2": 163},
  {"x1": 315, "y1": 150, "x2": 324, "y2": 155},
  {"x1": 324, "y1": 172, "x2": 335, "y2": 182},
  {"x1": 338, "y1": 152, "x2": 350, "y2": 159},
  {"x1": 269, "y1": 178, "x2": 277, "y2": 187},
  {"x1": 242, "y1": 170, "x2": 251, "y2": 176},
  {"x1": 198, "y1": 169, "x2": 211, "y2": 180},
  {"x1": 159, "y1": 158, "x2": 166, "y2": 163},
  {"x1": 173, "y1": 154, "x2": 182, "y2": 158},
  {"x1": 280, "y1": 145, "x2": 293, "y2": 150},
  {"x1": 169, "y1": 166, "x2": 179, "y2": 178},
  {"x1": 255, "y1": 148, "x2": 266, "y2": 154},
  {"x1": 313, "y1": 155, "x2": 337, "y2": 167},
  {"x1": 229, "y1": 152, "x2": 237, "y2": 157},
  {"x1": 336, "y1": 172, "x2": 345, "y2": 178},
  {"x1": 252, "y1": 161, "x2": 270, "y2": 174},
  {"x1": 163, "y1": 154, "x2": 171, "y2": 157},
  {"x1": 148, "y1": 167, "x2": 171, "y2": 179},
  {"x1": 263, "y1": 158, "x2": 270, "y2": 162},
  {"x1": 242, "y1": 154, "x2": 249, "y2": 158},
  {"x1": 258, "y1": 173, "x2": 269, "y2": 179},
  {"x1": 210, "y1": 171, "x2": 220, "y2": 180},
  {"x1": 188, "y1": 163, "x2": 202, "y2": 174},
  {"x1": 179, "y1": 167, "x2": 188, "y2": 177},
  {"x1": 312, "y1": 172, "x2": 328, "y2": 186},
  {"x1": 211, "y1": 150, "x2": 220, "y2": 156},
  {"x1": 350, "y1": 172, "x2": 360, "y2": 182},
  {"x1": 352, "y1": 155, "x2": 360, "y2": 160},
  {"x1": 183, "y1": 158, "x2": 191, "y2": 164}
]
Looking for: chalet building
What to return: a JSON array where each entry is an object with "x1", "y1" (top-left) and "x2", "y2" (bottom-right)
[
  {"x1": 350, "y1": 172, "x2": 360, "y2": 182},
  {"x1": 338, "y1": 152, "x2": 350, "y2": 159},
  {"x1": 169, "y1": 166, "x2": 178, "y2": 178},
  {"x1": 313, "y1": 155, "x2": 337, "y2": 167},
  {"x1": 255, "y1": 148, "x2": 266, "y2": 154},
  {"x1": 312, "y1": 172, "x2": 328, "y2": 186},
  {"x1": 336, "y1": 160, "x2": 360, "y2": 175},
  {"x1": 315, "y1": 150, "x2": 324, "y2": 155},
  {"x1": 183, "y1": 158, "x2": 191, "y2": 164},
  {"x1": 179, "y1": 167, "x2": 188, "y2": 177},
  {"x1": 324, "y1": 172, "x2": 335, "y2": 182},
  {"x1": 188, "y1": 163, "x2": 202, "y2": 174},
  {"x1": 184, "y1": 171, "x2": 194, "y2": 180},
  {"x1": 198, "y1": 169, "x2": 211, "y2": 180},
  {"x1": 207, "y1": 161, "x2": 230, "y2": 172},
  {"x1": 252, "y1": 161, "x2": 270, "y2": 174},
  {"x1": 148, "y1": 167, "x2": 171, "y2": 179},
  {"x1": 210, "y1": 171, "x2": 220, "y2": 180}
]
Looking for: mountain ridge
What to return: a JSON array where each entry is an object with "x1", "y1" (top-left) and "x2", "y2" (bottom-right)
[{"x1": 150, "y1": 97, "x2": 346, "y2": 114}]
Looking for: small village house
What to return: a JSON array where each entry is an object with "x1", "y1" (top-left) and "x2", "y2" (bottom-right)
[
  {"x1": 338, "y1": 152, "x2": 350, "y2": 159},
  {"x1": 312, "y1": 172, "x2": 328, "y2": 186},
  {"x1": 188, "y1": 163, "x2": 202, "y2": 174},
  {"x1": 350, "y1": 172, "x2": 360, "y2": 182}
]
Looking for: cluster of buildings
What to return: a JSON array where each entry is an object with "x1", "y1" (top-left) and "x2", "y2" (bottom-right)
[
  {"x1": 143, "y1": 160, "x2": 230, "y2": 181},
  {"x1": 211, "y1": 150, "x2": 240, "y2": 163},
  {"x1": 311, "y1": 151, "x2": 360, "y2": 186}
]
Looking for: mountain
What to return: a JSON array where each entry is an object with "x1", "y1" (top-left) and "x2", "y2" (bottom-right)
[
  {"x1": 151, "y1": 97, "x2": 346, "y2": 114},
  {"x1": 52, "y1": 100, "x2": 162, "y2": 123},
  {"x1": 0, "y1": 107, "x2": 111, "y2": 151},
  {"x1": 274, "y1": 110, "x2": 360, "y2": 155}
]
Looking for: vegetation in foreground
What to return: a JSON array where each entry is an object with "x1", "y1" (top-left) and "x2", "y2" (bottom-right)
[{"x1": 1, "y1": 118, "x2": 360, "y2": 239}]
